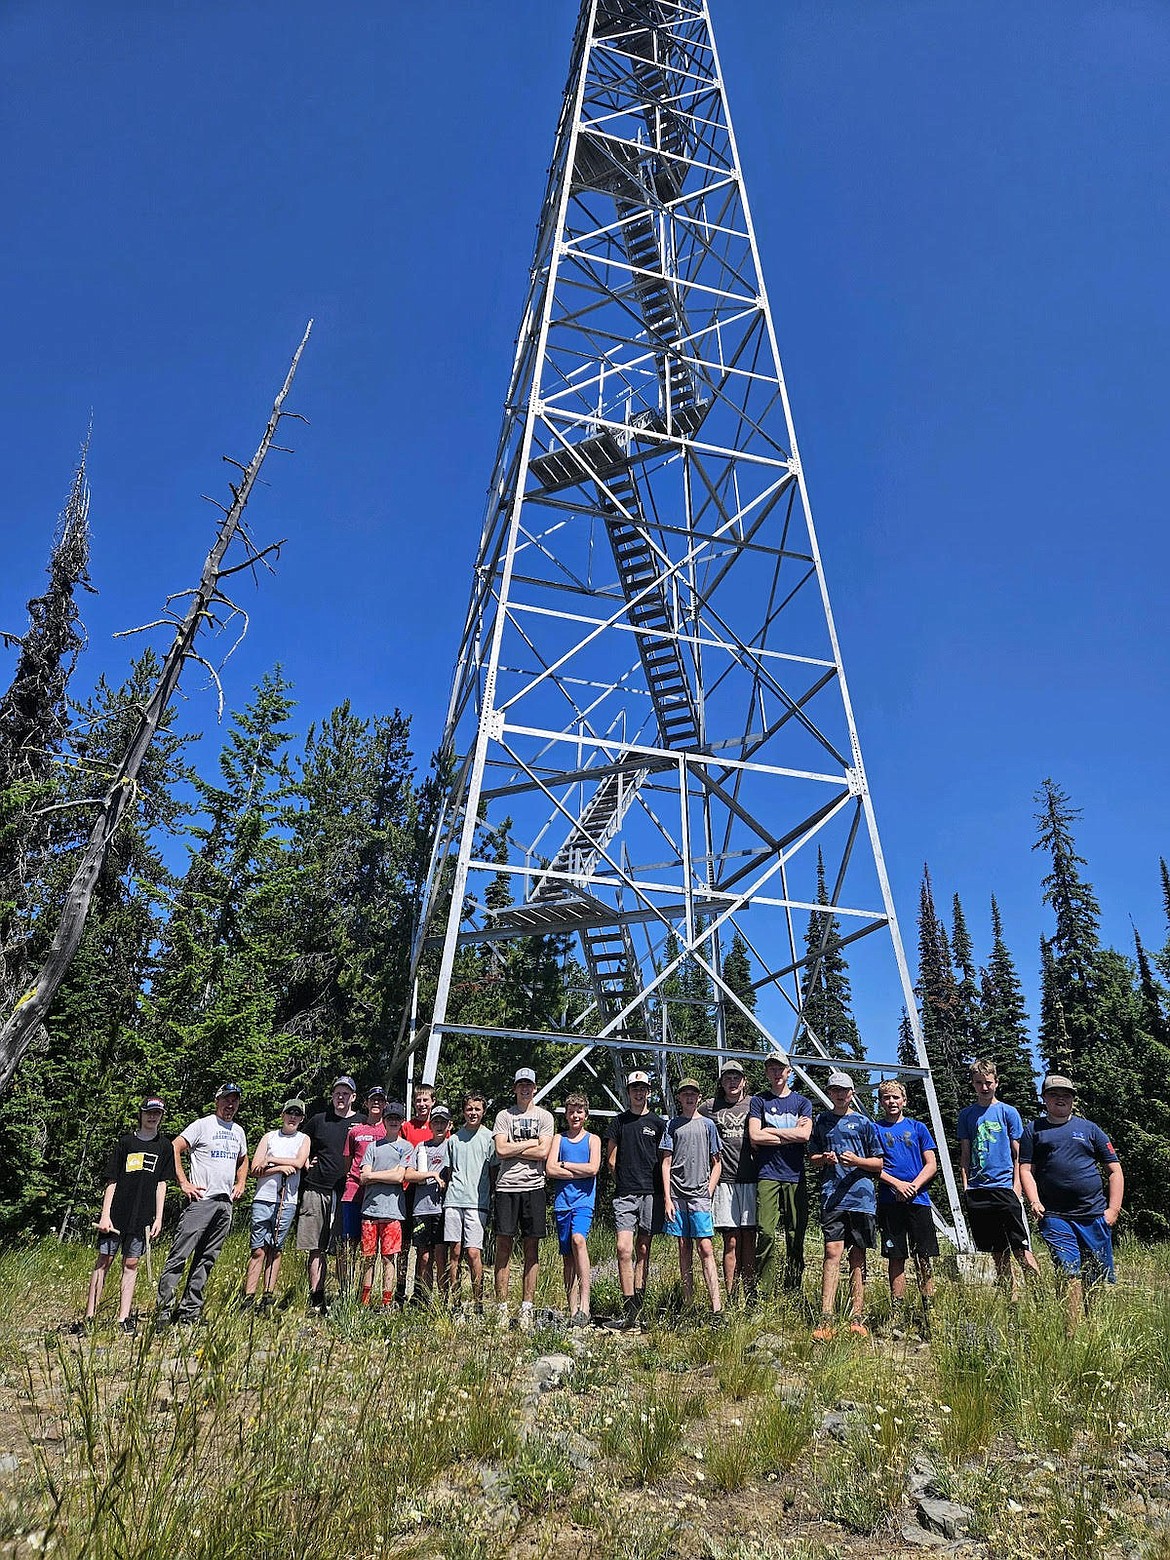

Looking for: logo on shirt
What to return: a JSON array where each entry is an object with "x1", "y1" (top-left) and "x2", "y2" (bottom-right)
[{"x1": 125, "y1": 1151, "x2": 159, "y2": 1174}]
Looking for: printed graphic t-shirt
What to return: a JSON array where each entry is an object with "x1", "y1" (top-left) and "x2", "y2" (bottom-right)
[
  {"x1": 181, "y1": 1114, "x2": 248, "y2": 1199},
  {"x1": 606, "y1": 1111, "x2": 668, "y2": 1197},
  {"x1": 411, "y1": 1140, "x2": 447, "y2": 1217},
  {"x1": 958, "y1": 1100, "x2": 1023, "y2": 1190},
  {"x1": 809, "y1": 1110, "x2": 882, "y2": 1214},
  {"x1": 342, "y1": 1120, "x2": 386, "y2": 1203},
  {"x1": 492, "y1": 1106, "x2": 556, "y2": 1193},
  {"x1": 700, "y1": 1094, "x2": 755, "y2": 1183},
  {"x1": 748, "y1": 1090, "x2": 813, "y2": 1183},
  {"x1": 106, "y1": 1130, "x2": 171, "y2": 1237},
  {"x1": 873, "y1": 1117, "x2": 936, "y2": 1207}
]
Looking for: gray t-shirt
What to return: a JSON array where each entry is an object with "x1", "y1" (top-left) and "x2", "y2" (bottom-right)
[
  {"x1": 360, "y1": 1137, "x2": 413, "y2": 1221},
  {"x1": 182, "y1": 1114, "x2": 248, "y2": 1198},
  {"x1": 493, "y1": 1105, "x2": 555, "y2": 1193},
  {"x1": 661, "y1": 1113, "x2": 721, "y2": 1202},
  {"x1": 443, "y1": 1125, "x2": 496, "y2": 1210}
]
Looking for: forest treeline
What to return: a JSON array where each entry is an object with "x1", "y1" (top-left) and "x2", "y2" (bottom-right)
[{"x1": 2, "y1": 471, "x2": 1169, "y2": 1242}]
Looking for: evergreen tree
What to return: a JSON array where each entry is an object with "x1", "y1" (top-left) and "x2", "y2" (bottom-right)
[
  {"x1": 1038, "y1": 935, "x2": 1073, "y2": 1078},
  {"x1": 978, "y1": 896, "x2": 1036, "y2": 1110},
  {"x1": 895, "y1": 1006, "x2": 929, "y2": 1122},
  {"x1": 1032, "y1": 779, "x2": 1101, "y2": 1068},
  {"x1": 1156, "y1": 858, "x2": 1170, "y2": 985},
  {"x1": 801, "y1": 850, "x2": 867, "y2": 1104},
  {"x1": 915, "y1": 866, "x2": 967, "y2": 1139},
  {"x1": 719, "y1": 930, "x2": 758, "y2": 1053},
  {"x1": 949, "y1": 893, "x2": 983, "y2": 1064}
]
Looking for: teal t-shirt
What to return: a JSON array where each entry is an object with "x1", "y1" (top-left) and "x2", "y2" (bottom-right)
[{"x1": 442, "y1": 1125, "x2": 496, "y2": 1211}]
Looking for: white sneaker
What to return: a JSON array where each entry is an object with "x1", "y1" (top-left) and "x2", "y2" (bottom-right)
[
  {"x1": 496, "y1": 1301, "x2": 510, "y2": 1329},
  {"x1": 518, "y1": 1302, "x2": 534, "y2": 1332}
]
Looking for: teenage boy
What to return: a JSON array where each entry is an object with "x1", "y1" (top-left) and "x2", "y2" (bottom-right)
[
  {"x1": 747, "y1": 1050, "x2": 814, "y2": 1296},
  {"x1": 958, "y1": 1059, "x2": 1040, "y2": 1298},
  {"x1": 492, "y1": 1068, "x2": 555, "y2": 1331},
  {"x1": 546, "y1": 1092, "x2": 601, "y2": 1327},
  {"x1": 338, "y1": 1086, "x2": 388, "y2": 1290},
  {"x1": 1019, "y1": 1075, "x2": 1123, "y2": 1331},
  {"x1": 442, "y1": 1093, "x2": 496, "y2": 1312},
  {"x1": 396, "y1": 1084, "x2": 435, "y2": 1303},
  {"x1": 156, "y1": 1083, "x2": 248, "y2": 1326},
  {"x1": 809, "y1": 1071, "x2": 884, "y2": 1340},
  {"x1": 873, "y1": 1080, "x2": 939, "y2": 1317},
  {"x1": 660, "y1": 1078, "x2": 724, "y2": 1320},
  {"x1": 406, "y1": 1103, "x2": 451, "y2": 1305},
  {"x1": 298, "y1": 1076, "x2": 366, "y2": 1314},
  {"x1": 701, "y1": 1062, "x2": 757, "y2": 1302},
  {"x1": 242, "y1": 1099, "x2": 310, "y2": 1312},
  {"x1": 74, "y1": 1097, "x2": 170, "y2": 1334},
  {"x1": 606, "y1": 1070, "x2": 667, "y2": 1331},
  {"x1": 358, "y1": 1102, "x2": 412, "y2": 1307}
]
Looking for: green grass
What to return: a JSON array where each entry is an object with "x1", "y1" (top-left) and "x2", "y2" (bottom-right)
[{"x1": 2, "y1": 1231, "x2": 1170, "y2": 1556}]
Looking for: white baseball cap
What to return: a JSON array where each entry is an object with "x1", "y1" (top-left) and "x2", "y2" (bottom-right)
[
  {"x1": 626, "y1": 1070, "x2": 651, "y2": 1086},
  {"x1": 514, "y1": 1067, "x2": 537, "y2": 1084},
  {"x1": 827, "y1": 1070, "x2": 854, "y2": 1090}
]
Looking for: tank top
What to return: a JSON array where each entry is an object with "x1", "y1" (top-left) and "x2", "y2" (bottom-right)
[{"x1": 554, "y1": 1132, "x2": 596, "y2": 1213}]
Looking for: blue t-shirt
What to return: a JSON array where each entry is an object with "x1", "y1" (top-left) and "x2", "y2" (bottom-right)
[
  {"x1": 553, "y1": 1131, "x2": 597, "y2": 1215},
  {"x1": 747, "y1": 1090, "x2": 813, "y2": 1183},
  {"x1": 1019, "y1": 1115, "x2": 1119, "y2": 1220},
  {"x1": 958, "y1": 1100, "x2": 1023, "y2": 1189},
  {"x1": 810, "y1": 1110, "x2": 882, "y2": 1214},
  {"x1": 874, "y1": 1117, "x2": 936, "y2": 1207}
]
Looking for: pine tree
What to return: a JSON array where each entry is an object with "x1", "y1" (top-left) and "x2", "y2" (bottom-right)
[
  {"x1": 1156, "y1": 858, "x2": 1170, "y2": 985},
  {"x1": 915, "y1": 866, "x2": 966, "y2": 1139},
  {"x1": 978, "y1": 896, "x2": 1036, "y2": 1110},
  {"x1": 720, "y1": 930, "x2": 758, "y2": 1053},
  {"x1": 895, "y1": 1007, "x2": 929, "y2": 1122},
  {"x1": 1038, "y1": 935, "x2": 1073, "y2": 1078},
  {"x1": 1032, "y1": 779, "x2": 1101, "y2": 1069},
  {"x1": 801, "y1": 849, "x2": 867, "y2": 1104},
  {"x1": 950, "y1": 892, "x2": 983, "y2": 1067}
]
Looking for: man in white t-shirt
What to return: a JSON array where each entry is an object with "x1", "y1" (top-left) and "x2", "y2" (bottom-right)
[
  {"x1": 156, "y1": 1083, "x2": 249, "y2": 1326},
  {"x1": 492, "y1": 1068, "x2": 554, "y2": 1331},
  {"x1": 241, "y1": 1099, "x2": 310, "y2": 1312}
]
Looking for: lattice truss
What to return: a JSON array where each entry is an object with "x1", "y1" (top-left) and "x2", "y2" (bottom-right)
[{"x1": 404, "y1": 0, "x2": 961, "y2": 1229}]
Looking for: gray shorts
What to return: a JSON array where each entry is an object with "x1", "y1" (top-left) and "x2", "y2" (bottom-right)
[
  {"x1": 97, "y1": 1231, "x2": 146, "y2": 1259},
  {"x1": 295, "y1": 1188, "x2": 337, "y2": 1253},
  {"x1": 713, "y1": 1181, "x2": 758, "y2": 1230},
  {"x1": 614, "y1": 1193, "x2": 663, "y2": 1235},
  {"x1": 443, "y1": 1207, "x2": 486, "y2": 1248}
]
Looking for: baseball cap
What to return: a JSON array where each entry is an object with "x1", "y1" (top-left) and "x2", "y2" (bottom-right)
[
  {"x1": 430, "y1": 1103, "x2": 452, "y2": 1121},
  {"x1": 677, "y1": 1077, "x2": 703, "y2": 1093},
  {"x1": 139, "y1": 1096, "x2": 165, "y2": 1113},
  {"x1": 332, "y1": 1075, "x2": 358, "y2": 1093},
  {"x1": 215, "y1": 1082, "x2": 242, "y2": 1099},
  {"x1": 626, "y1": 1070, "x2": 651, "y2": 1086},
  {"x1": 514, "y1": 1067, "x2": 537, "y2": 1084},
  {"x1": 366, "y1": 1085, "x2": 387, "y2": 1100},
  {"x1": 827, "y1": 1071, "x2": 854, "y2": 1090},
  {"x1": 764, "y1": 1049, "x2": 789, "y2": 1067},
  {"x1": 282, "y1": 1098, "x2": 306, "y2": 1114},
  {"x1": 385, "y1": 1101, "x2": 407, "y2": 1119},
  {"x1": 1041, "y1": 1074, "x2": 1076, "y2": 1094},
  {"x1": 719, "y1": 1060, "x2": 745, "y2": 1076}
]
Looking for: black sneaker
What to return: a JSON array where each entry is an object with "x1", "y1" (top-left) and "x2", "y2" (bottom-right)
[
  {"x1": 238, "y1": 1295, "x2": 256, "y2": 1312},
  {"x1": 258, "y1": 1295, "x2": 275, "y2": 1314},
  {"x1": 118, "y1": 1318, "x2": 137, "y2": 1336},
  {"x1": 67, "y1": 1319, "x2": 94, "y2": 1336},
  {"x1": 308, "y1": 1291, "x2": 328, "y2": 1316}
]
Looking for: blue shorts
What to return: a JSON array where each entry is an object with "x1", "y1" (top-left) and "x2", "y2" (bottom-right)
[
  {"x1": 664, "y1": 1203, "x2": 714, "y2": 1240},
  {"x1": 555, "y1": 1205, "x2": 595, "y2": 1254},
  {"x1": 1039, "y1": 1214, "x2": 1115, "y2": 1283},
  {"x1": 250, "y1": 1199, "x2": 296, "y2": 1252},
  {"x1": 339, "y1": 1198, "x2": 364, "y2": 1243}
]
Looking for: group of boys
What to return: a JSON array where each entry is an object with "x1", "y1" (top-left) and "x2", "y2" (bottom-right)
[{"x1": 75, "y1": 1050, "x2": 1123, "y2": 1337}]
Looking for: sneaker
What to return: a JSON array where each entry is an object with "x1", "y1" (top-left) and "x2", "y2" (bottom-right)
[
  {"x1": 811, "y1": 1323, "x2": 837, "y2": 1343},
  {"x1": 570, "y1": 1310, "x2": 591, "y2": 1329},
  {"x1": 518, "y1": 1302, "x2": 534, "y2": 1333},
  {"x1": 848, "y1": 1320, "x2": 869, "y2": 1338},
  {"x1": 118, "y1": 1318, "x2": 137, "y2": 1336},
  {"x1": 238, "y1": 1295, "x2": 255, "y2": 1313},
  {"x1": 258, "y1": 1295, "x2": 275, "y2": 1314},
  {"x1": 308, "y1": 1291, "x2": 328, "y2": 1316},
  {"x1": 68, "y1": 1319, "x2": 95, "y2": 1336},
  {"x1": 709, "y1": 1310, "x2": 728, "y2": 1329},
  {"x1": 496, "y1": 1301, "x2": 511, "y2": 1330}
]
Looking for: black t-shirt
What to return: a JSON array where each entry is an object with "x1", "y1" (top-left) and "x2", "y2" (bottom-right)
[
  {"x1": 607, "y1": 1110, "x2": 667, "y2": 1196},
  {"x1": 105, "y1": 1130, "x2": 171, "y2": 1237},
  {"x1": 303, "y1": 1109, "x2": 367, "y2": 1193}
]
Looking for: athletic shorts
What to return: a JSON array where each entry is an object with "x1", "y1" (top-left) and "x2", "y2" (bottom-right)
[
  {"x1": 555, "y1": 1204, "x2": 595, "y2": 1254},
  {"x1": 664, "y1": 1199, "x2": 714, "y2": 1240},
  {"x1": 1038, "y1": 1214, "x2": 1115, "y2": 1283},
  {"x1": 339, "y1": 1198, "x2": 363, "y2": 1243},
  {"x1": 494, "y1": 1188, "x2": 547, "y2": 1240},
  {"x1": 250, "y1": 1199, "x2": 296, "y2": 1252},
  {"x1": 296, "y1": 1188, "x2": 337, "y2": 1253},
  {"x1": 361, "y1": 1218, "x2": 403, "y2": 1259},
  {"x1": 878, "y1": 1202, "x2": 939, "y2": 1260},
  {"x1": 97, "y1": 1231, "x2": 146, "y2": 1259},
  {"x1": 412, "y1": 1213, "x2": 444, "y2": 1250},
  {"x1": 613, "y1": 1193, "x2": 663, "y2": 1235},
  {"x1": 443, "y1": 1207, "x2": 487, "y2": 1249},
  {"x1": 964, "y1": 1186, "x2": 1030, "y2": 1255},
  {"x1": 820, "y1": 1209, "x2": 877, "y2": 1250},
  {"x1": 713, "y1": 1182, "x2": 758, "y2": 1230}
]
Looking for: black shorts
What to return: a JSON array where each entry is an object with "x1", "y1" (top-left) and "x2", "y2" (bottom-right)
[
  {"x1": 412, "y1": 1214, "x2": 444, "y2": 1251},
  {"x1": 964, "y1": 1186, "x2": 1030, "y2": 1254},
  {"x1": 821, "y1": 1209, "x2": 876, "y2": 1250},
  {"x1": 494, "y1": 1188, "x2": 547, "y2": 1240},
  {"x1": 878, "y1": 1202, "x2": 940, "y2": 1260}
]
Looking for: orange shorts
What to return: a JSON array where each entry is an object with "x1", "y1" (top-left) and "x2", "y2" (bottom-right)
[{"x1": 361, "y1": 1218, "x2": 403, "y2": 1258}]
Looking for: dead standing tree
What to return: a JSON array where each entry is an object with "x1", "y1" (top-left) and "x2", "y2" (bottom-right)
[{"x1": 0, "y1": 322, "x2": 312, "y2": 1095}]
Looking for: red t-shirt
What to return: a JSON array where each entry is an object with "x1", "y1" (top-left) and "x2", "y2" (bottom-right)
[{"x1": 341, "y1": 1120, "x2": 386, "y2": 1202}]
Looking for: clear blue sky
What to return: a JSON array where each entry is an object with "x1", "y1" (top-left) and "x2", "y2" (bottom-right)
[{"x1": 2, "y1": 1, "x2": 1167, "y2": 1047}]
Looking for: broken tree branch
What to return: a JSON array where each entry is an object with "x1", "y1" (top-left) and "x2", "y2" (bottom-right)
[{"x1": 0, "y1": 321, "x2": 312, "y2": 1095}]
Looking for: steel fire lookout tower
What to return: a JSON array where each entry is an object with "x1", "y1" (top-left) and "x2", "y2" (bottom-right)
[{"x1": 404, "y1": 0, "x2": 965, "y2": 1238}]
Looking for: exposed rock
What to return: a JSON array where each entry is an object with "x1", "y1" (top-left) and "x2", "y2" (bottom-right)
[
  {"x1": 0, "y1": 1455, "x2": 18, "y2": 1475},
  {"x1": 532, "y1": 1353, "x2": 575, "y2": 1391},
  {"x1": 900, "y1": 1519, "x2": 955, "y2": 1550},
  {"x1": 747, "y1": 1331, "x2": 786, "y2": 1356},
  {"x1": 916, "y1": 1495, "x2": 974, "y2": 1540}
]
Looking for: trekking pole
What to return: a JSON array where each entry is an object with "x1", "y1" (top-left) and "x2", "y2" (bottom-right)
[{"x1": 145, "y1": 1226, "x2": 154, "y2": 1287}]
